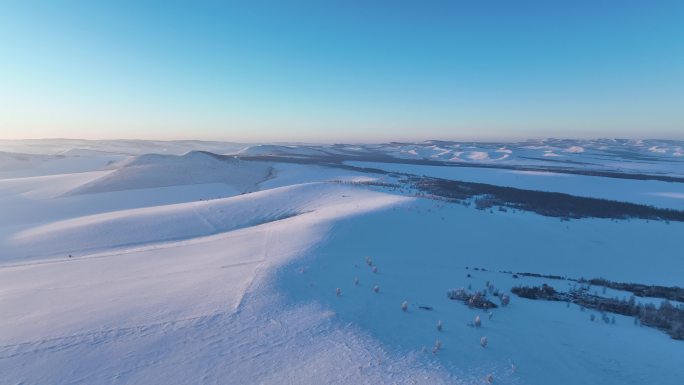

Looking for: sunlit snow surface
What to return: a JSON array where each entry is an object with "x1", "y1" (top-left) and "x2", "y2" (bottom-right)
[{"x1": 0, "y1": 139, "x2": 682, "y2": 385}]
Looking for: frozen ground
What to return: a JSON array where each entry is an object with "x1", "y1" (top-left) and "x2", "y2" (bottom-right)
[{"x1": 0, "y1": 139, "x2": 682, "y2": 385}]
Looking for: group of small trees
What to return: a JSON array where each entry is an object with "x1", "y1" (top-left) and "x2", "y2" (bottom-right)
[
  {"x1": 639, "y1": 301, "x2": 684, "y2": 340},
  {"x1": 336, "y1": 255, "x2": 505, "y2": 384},
  {"x1": 447, "y1": 288, "x2": 498, "y2": 309},
  {"x1": 580, "y1": 277, "x2": 684, "y2": 303},
  {"x1": 511, "y1": 284, "x2": 558, "y2": 300}
]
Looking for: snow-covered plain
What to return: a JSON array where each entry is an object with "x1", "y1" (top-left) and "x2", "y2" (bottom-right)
[
  {"x1": 344, "y1": 161, "x2": 684, "y2": 210},
  {"x1": 1, "y1": 139, "x2": 682, "y2": 385}
]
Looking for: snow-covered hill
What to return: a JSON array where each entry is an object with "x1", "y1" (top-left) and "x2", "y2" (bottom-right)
[
  {"x1": 368, "y1": 139, "x2": 684, "y2": 174},
  {"x1": 0, "y1": 150, "x2": 125, "y2": 179},
  {"x1": 3, "y1": 138, "x2": 683, "y2": 177},
  {"x1": 235, "y1": 144, "x2": 332, "y2": 157},
  {"x1": 5, "y1": 182, "x2": 395, "y2": 261},
  {"x1": 0, "y1": 139, "x2": 682, "y2": 385},
  {"x1": 68, "y1": 151, "x2": 272, "y2": 195},
  {"x1": 0, "y1": 138, "x2": 247, "y2": 156}
]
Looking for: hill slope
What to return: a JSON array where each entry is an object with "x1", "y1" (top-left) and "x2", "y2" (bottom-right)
[{"x1": 68, "y1": 151, "x2": 272, "y2": 195}]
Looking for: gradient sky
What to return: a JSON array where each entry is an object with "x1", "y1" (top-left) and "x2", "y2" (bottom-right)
[{"x1": 1, "y1": 0, "x2": 683, "y2": 142}]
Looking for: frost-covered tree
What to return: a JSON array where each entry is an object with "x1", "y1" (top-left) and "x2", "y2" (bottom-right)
[
  {"x1": 401, "y1": 301, "x2": 408, "y2": 312},
  {"x1": 336, "y1": 287, "x2": 341, "y2": 296},
  {"x1": 480, "y1": 336, "x2": 488, "y2": 348},
  {"x1": 354, "y1": 277, "x2": 359, "y2": 286},
  {"x1": 432, "y1": 339, "x2": 442, "y2": 354},
  {"x1": 436, "y1": 320, "x2": 443, "y2": 331},
  {"x1": 373, "y1": 285, "x2": 380, "y2": 293},
  {"x1": 474, "y1": 315, "x2": 482, "y2": 327}
]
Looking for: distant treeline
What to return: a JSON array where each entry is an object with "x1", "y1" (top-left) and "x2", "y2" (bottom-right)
[
  {"x1": 511, "y1": 284, "x2": 684, "y2": 340},
  {"x1": 498, "y1": 269, "x2": 684, "y2": 304},
  {"x1": 580, "y1": 278, "x2": 684, "y2": 303},
  {"x1": 412, "y1": 177, "x2": 684, "y2": 222},
  {"x1": 236, "y1": 151, "x2": 684, "y2": 183}
]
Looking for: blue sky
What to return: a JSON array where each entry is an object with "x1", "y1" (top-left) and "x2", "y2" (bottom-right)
[{"x1": 1, "y1": 0, "x2": 683, "y2": 142}]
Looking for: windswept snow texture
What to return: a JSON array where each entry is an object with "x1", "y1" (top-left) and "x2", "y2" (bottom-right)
[{"x1": 1, "y1": 139, "x2": 683, "y2": 385}]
